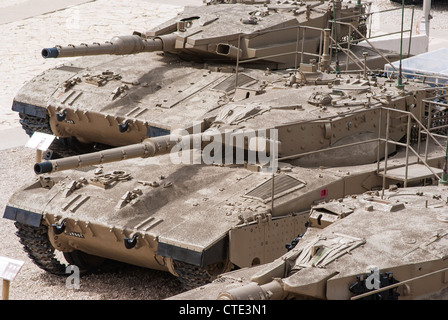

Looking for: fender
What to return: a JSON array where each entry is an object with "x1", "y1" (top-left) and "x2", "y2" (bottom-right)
[{"x1": 3, "y1": 205, "x2": 42, "y2": 227}]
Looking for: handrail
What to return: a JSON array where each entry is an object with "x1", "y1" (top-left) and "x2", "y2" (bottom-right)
[
  {"x1": 226, "y1": 3, "x2": 447, "y2": 189},
  {"x1": 328, "y1": 33, "x2": 366, "y2": 72},
  {"x1": 230, "y1": 4, "x2": 447, "y2": 88},
  {"x1": 381, "y1": 106, "x2": 447, "y2": 152},
  {"x1": 338, "y1": 21, "x2": 400, "y2": 73},
  {"x1": 234, "y1": 24, "x2": 328, "y2": 89},
  {"x1": 276, "y1": 105, "x2": 447, "y2": 192},
  {"x1": 329, "y1": 5, "x2": 415, "y2": 73},
  {"x1": 377, "y1": 104, "x2": 447, "y2": 192}
]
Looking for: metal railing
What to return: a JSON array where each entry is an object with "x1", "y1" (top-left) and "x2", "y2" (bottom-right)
[
  {"x1": 329, "y1": 5, "x2": 416, "y2": 73},
  {"x1": 233, "y1": 23, "x2": 330, "y2": 89},
  {"x1": 274, "y1": 85, "x2": 447, "y2": 186},
  {"x1": 385, "y1": 70, "x2": 448, "y2": 88},
  {"x1": 376, "y1": 105, "x2": 446, "y2": 192},
  {"x1": 275, "y1": 103, "x2": 447, "y2": 193},
  {"x1": 231, "y1": 4, "x2": 418, "y2": 82},
  {"x1": 227, "y1": 2, "x2": 448, "y2": 192}
]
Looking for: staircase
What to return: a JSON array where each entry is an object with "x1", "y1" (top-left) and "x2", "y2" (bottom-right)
[{"x1": 376, "y1": 104, "x2": 447, "y2": 189}]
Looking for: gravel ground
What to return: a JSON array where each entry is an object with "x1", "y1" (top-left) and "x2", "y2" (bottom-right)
[{"x1": 0, "y1": 0, "x2": 447, "y2": 301}]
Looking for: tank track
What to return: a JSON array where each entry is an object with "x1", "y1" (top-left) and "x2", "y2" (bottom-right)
[
  {"x1": 45, "y1": 138, "x2": 87, "y2": 159},
  {"x1": 19, "y1": 113, "x2": 52, "y2": 136},
  {"x1": 18, "y1": 112, "x2": 105, "y2": 158},
  {"x1": 18, "y1": 113, "x2": 75, "y2": 158},
  {"x1": 14, "y1": 222, "x2": 67, "y2": 275},
  {"x1": 173, "y1": 260, "x2": 231, "y2": 290}
]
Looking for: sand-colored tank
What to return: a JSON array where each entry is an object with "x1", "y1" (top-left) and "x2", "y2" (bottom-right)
[
  {"x1": 5, "y1": 59, "x2": 448, "y2": 288},
  {"x1": 12, "y1": 0, "x2": 369, "y2": 157},
  {"x1": 5, "y1": 0, "x2": 448, "y2": 291},
  {"x1": 171, "y1": 184, "x2": 448, "y2": 300}
]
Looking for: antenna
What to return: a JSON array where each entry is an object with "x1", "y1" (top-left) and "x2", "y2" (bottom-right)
[
  {"x1": 332, "y1": 0, "x2": 340, "y2": 73},
  {"x1": 396, "y1": 0, "x2": 405, "y2": 89}
]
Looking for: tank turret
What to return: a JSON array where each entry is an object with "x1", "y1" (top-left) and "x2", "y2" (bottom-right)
[
  {"x1": 12, "y1": 1, "x2": 370, "y2": 157},
  {"x1": 40, "y1": 2, "x2": 366, "y2": 67}
]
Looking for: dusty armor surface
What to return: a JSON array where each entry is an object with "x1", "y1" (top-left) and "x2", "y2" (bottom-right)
[
  {"x1": 12, "y1": 0, "x2": 370, "y2": 156},
  {"x1": 4, "y1": 0, "x2": 448, "y2": 291},
  {"x1": 4, "y1": 62, "x2": 447, "y2": 289},
  {"x1": 170, "y1": 185, "x2": 448, "y2": 300}
]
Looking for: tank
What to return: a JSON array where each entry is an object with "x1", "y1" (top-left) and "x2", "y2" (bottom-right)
[
  {"x1": 170, "y1": 184, "x2": 448, "y2": 300},
  {"x1": 5, "y1": 0, "x2": 448, "y2": 291},
  {"x1": 12, "y1": 0, "x2": 370, "y2": 157},
  {"x1": 4, "y1": 55, "x2": 448, "y2": 289}
]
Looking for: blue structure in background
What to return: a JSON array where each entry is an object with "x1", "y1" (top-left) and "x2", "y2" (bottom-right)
[{"x1": 385, "y1": 48, "x2": 448, "y2": 87}]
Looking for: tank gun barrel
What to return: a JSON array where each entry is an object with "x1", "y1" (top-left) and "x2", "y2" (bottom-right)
[
  {"x1": 217, "y1": 279, "x2": 287, "y2": 300},
  {"x1": 34, "y1": 134, "x2": 182, "y2": 174},
  {"x1": 41, "y1": 34, "x2": 176, "y2": 59}
]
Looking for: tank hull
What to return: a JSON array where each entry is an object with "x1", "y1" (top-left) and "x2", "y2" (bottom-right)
[{"x1": 170, "y1": 184, "x2": 448, "y2": 300}]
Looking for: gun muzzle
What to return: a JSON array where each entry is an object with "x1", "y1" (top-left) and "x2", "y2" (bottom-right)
[{"x1": 42, "y1": 34, "x2": 176, "y2": 59}]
